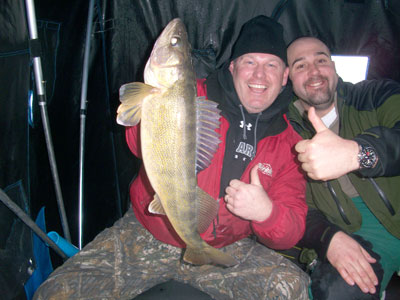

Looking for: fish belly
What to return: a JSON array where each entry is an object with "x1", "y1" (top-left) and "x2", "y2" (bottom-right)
[{"x1": 141, "y1": 93, "x2": 200, "y2": 243}]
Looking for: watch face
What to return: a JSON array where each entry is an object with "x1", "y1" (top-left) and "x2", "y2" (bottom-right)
[{"x1": 360, "y1": 146, "x2": 377, "y2": 168}]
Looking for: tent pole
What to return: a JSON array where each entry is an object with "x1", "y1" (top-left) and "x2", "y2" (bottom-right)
[
  {"x1": 95, "y1": 0, "x2": 123, "y2": 218},
  {"x1": 25, "y1": 0, "x2": 71, "y2": 243},
  {"x1": 0, "y1": 189, "x2": 68, "y2": 260},
  {"x1": 78, "y1": 0, "x2": 96, "y2": 250}
]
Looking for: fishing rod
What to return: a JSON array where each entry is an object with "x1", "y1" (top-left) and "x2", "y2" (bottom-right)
[
  {"x1": 78, "y1": 0, "x2": 96, "y2": 250},
  {"x1": 25, "y1": 0, "x2": 71, "y2": 243}
]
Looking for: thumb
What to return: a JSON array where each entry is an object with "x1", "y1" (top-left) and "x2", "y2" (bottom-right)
[
  {"x1": 308, "y1": 106, "x2": 327, "y2": 133},
  {"x1": 361, "y1": 247, "x2": 377, "y2": 264},
  {"x1": 250, "y1": 164, "x2": 262, "y2": 186}
]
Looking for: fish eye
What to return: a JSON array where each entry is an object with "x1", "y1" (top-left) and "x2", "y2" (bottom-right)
[{"x1": 170, "y1": 36, "x2": 181, "y2": 47}]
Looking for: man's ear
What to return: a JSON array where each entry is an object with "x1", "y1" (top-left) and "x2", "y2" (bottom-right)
[
  {"x1": 332, "y1": 60, "x2": 337, "y2": 72},
  {"x1": 228, "y1": 61, "x2": 235, "y2": 75},
  {"x1": 282, "y1": 66, "x2": 289, "y2": 86}
]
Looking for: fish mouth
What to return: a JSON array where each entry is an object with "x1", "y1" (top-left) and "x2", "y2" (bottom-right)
[{"x1": 248, "y1": 83, "x2": 268, "y2": 93}]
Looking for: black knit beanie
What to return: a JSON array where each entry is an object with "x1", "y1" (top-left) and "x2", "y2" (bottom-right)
[{"x1": 230, "y1": 15, "x2": 287, "y2": 64}]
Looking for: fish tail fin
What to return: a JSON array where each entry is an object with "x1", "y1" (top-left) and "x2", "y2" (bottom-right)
[{"x1": 183, "y1": 246, "x2": 237, "y2": 267}]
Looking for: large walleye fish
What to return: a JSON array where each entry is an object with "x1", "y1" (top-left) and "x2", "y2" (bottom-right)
[{"x1": 116, "y1": 18, "x2": 236, "y2": 267}]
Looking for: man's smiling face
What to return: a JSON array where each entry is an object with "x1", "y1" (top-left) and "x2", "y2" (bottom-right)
[
  {"x1": 229, "y1": 53, "x2": 289, "y2": 114},
  {"x1": 287, "y1": 37, "x2": 338, "y2": 112}
]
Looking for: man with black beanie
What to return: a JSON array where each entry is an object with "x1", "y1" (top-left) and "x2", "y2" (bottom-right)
[
  {"x1": 34, "y1": 15, "x2": 309, "y2": 300},
  {"x1": 195, "y1": 15, "x2": 308, "y2": 248}
]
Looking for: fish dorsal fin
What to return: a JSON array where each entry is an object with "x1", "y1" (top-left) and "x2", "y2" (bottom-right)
[
  {"x1": 196, "y1": 96, "x2": 221, "y2": 173},
  {"x1": 117, "y1": 82, "x2": 156, "y2": 126},
  {"x1": 196, "y1": 186, "x2": 219, "y2": 233},
  {"x1": 148, "y1": 194, "x2": 166, "y2": 215}
]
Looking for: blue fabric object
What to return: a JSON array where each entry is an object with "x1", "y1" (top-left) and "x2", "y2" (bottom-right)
[
  {"x1": 47, "y1": 231, "x2": 79, "y2": 257},
  {"x1": 24, "y1": 207, "x2": 53, "y2": 300}
]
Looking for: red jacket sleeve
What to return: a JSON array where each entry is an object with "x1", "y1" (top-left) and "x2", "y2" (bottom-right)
[
  {"x1": 196, "y1": 78, "x2": 207, "y2": 97},
  {"x1": 251, "y1": 124, "x2": 307, "y2": 250},
  {"x1": 125, "y1": 124, "x2": 142, "y2": 159}
]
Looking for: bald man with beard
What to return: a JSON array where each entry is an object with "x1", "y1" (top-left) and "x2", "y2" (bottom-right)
[{"x1": 287, "y1": 36, "x2": 400, "y2": 300}]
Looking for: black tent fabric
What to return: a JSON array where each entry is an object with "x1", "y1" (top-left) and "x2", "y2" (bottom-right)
[{"x1": 1, "y1": 0, "x2": 400, "y2": 298}]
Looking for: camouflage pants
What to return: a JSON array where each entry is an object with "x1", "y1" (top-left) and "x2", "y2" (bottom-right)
[{"x1": 34, "y1": 209, "x2": 310, "y2": 300}]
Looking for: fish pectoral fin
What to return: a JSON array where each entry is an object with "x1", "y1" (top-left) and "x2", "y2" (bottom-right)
[
  {"x1": 196, "y1": 186, "x2": 219, "y2": 233},
  {"x1": 117, "y1": 82, "x2": 156, "y2": 126},
  {"x1": 195, "y1": 97, "x2": 221, "y2": 173},
  {"x1": 148, "y1": 194, "x2": 166, "y2": 215}
]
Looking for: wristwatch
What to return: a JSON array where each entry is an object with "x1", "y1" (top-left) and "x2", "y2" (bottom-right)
[{"x1": 357, "y1": 144, "x2": 377, "y2": 169}]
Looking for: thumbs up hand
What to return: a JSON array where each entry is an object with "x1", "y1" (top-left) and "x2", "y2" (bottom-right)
[
  {"x1": 224, "y1": 164, "x2": 273, "y2": 222},
  {"x1": 295, "y1": 107, "x2": 360, "y2": 181}
]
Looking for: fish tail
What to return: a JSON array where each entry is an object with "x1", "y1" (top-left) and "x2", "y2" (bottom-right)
[{"x1": 183, "y1": 246, "x2": 237, "y2": 267}]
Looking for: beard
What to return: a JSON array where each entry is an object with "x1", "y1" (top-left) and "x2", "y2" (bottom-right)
[{"x1": 301, "y1": 76, "x2": 335, "y2": 111}]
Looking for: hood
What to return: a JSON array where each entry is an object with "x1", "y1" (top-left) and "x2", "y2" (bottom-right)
[{"x1": 206, "y1": 62, "x2": 292, "y2": 132}]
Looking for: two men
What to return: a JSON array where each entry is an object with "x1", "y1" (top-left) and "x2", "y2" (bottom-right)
[
  {"x1": 34, "y1": 16, "x2": 309, "y2": 300},
  {"x1": 287, "y1": 37, "x2": 400, "y2": 299}
]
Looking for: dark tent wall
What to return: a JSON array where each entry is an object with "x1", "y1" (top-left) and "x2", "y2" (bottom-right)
[
  {"x1": 108, "y1": 0, "x2": 400, "y2": 86},
  {"x1": 1, "y1": 0, "x2": 400, "y2": 298},
  {"x1": 1, "y1": 2, "x2": 33, "y2": 298},
  {"x1": 284, "y1": 0, "x2": 400, "y2": 80}
]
